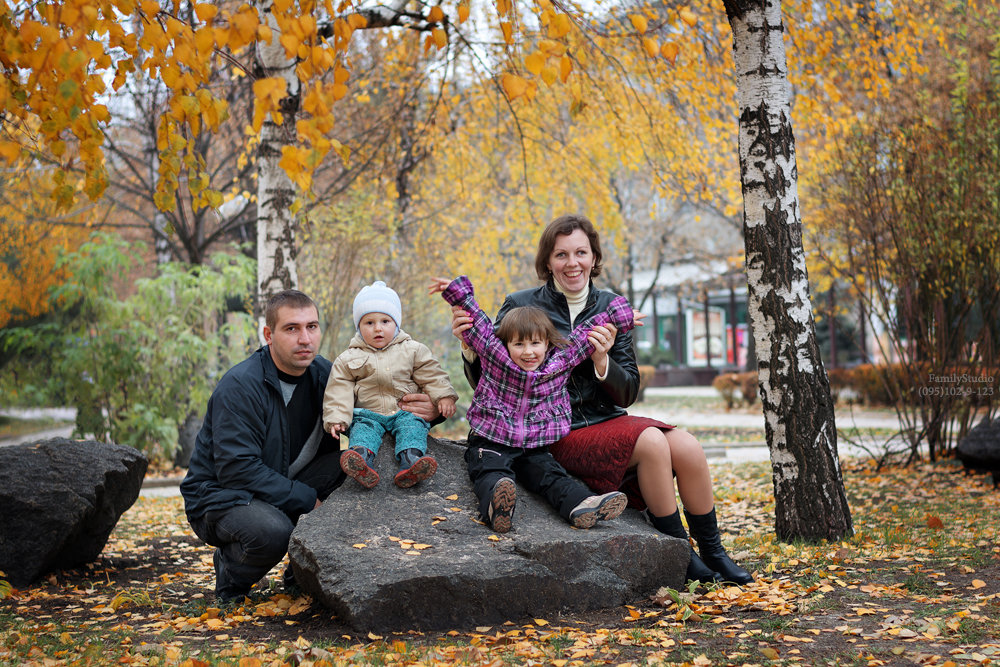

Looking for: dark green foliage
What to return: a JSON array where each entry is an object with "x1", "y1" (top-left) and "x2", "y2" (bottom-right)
[{"x1": 0, "y1": 233, "x2": 256, "y2": 460}]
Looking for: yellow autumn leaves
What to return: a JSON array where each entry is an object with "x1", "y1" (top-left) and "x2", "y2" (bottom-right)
[
  {"x1": 506, "y1": 40, "x2": 573, "y2": 98},
  {"x1": 629, "y1": 6, "x2": 697, "y2": 65},
  {"x1": 501, "y1": 5, "x2": 699, "y2": 101},
  {"x1": 2, "y1": 0, "x2": 710, "y2": 214}
]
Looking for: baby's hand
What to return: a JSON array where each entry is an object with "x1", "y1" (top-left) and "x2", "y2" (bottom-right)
[
  {"x1": 329, "y1": 423, "x2": 347, "y2": 438},
  {"x1": 428, "y1": 277, "x2": 453, "y2": 295},
  {"x1": 632, "y1": 309, "x2": 647, "y2": 327},
  {"x1": 437, "y1": 397, "x2": 457, "y2": 418}
]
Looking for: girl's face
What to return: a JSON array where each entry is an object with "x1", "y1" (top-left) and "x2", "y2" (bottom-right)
[
  {"x1": 506, "y1": 335, "x2": 549, "y2": 371},
  {"x1": 547, "y1": 228, "x2": 594, "y2": 293},
  {"x1": 358, "y1": 312, "x2": 397, "y2": 349}
]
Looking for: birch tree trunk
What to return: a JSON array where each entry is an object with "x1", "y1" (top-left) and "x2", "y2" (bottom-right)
[
  {"x1": 722, "y1": 0, "x2": 853, "y2": 541},
  {"x1": 254, "y1": 0, "x2": 300, "y2": 314}
]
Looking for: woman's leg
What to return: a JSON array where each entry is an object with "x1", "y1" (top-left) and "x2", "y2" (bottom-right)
[
  {"x1": 630, "y1": 427, "x2": 753, "y2": 585},
  {"x1": 629, "y1": 427, "x2": 714, "y2": 516}
]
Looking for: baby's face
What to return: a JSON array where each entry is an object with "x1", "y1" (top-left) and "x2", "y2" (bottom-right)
[
  {"x1": 506, "y1": 335, "x2": 548, "y2": 371},
  {"x1": 359, "y1": 312, "x2": 397, "y2": 349}
]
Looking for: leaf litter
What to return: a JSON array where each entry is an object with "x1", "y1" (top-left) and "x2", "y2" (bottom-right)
[{"x1": 1, "y1": 458, "x2": 997, "y2": 666}]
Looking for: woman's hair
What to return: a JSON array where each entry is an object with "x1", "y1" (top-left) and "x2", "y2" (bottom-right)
[
  {"x1": 534, "y1": 213, "x2": 604, "y2": 281},
  {"x1": 496, "y1": 306, "x2": 568, "y2": 348}
]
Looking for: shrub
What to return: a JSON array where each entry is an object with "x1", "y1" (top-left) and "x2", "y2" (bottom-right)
[
  {"x1": 826, "y1": 367, "x2": 853, "y2": 403},
  {"x1": 637, "y1": 365, "x2": 656, "y2": 402},
  {"x1": 1, "y1": 233, "x2": 256, "y2": 461},
  {"x1": 636, "y1": 348, "x2": 674, "y2": 368},
  {"x1": 738, "y1": 371, "x2": 759, "y2": 406},
  {"x1": 712, "y1": 373, "x2": 741, "y2": 410}
]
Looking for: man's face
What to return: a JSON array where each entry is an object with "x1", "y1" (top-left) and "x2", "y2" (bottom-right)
[{"x1": 263, "y1": 305, "x2": 321, "y2": 375}]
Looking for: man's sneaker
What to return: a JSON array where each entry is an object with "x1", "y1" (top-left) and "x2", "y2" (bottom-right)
[
  {"x1": 569, "y1": 491, "x2": 627, "y2": 529},
  {"x1": 394, "y1": 448, "x2": 438, "y2": 488},
  {"x1": 340, "y1": 448, "x2": 379, "y2": 489},
  {"x1": 488, "y1": 478, "x2": 517, "y2": 533}
]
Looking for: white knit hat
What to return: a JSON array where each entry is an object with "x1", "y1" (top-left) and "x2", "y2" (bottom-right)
[{"x1": 352, "y1": 281, "x2": 402, "y2": 331}]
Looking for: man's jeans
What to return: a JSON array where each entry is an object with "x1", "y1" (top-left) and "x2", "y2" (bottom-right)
[{"x1": 189, "y1": 452, "x2": 344, "y2": 601}]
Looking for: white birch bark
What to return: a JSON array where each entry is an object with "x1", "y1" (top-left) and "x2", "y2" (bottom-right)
[
  {"x1": 723, "y1": 0, "x2": 853, "y2": 541},
  {"x1": 254, "y1": 0, "x2": 300, "y2": 317}
]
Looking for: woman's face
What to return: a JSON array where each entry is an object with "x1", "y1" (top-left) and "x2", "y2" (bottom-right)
[{"x1": 547, "y1": 229, "x2": 594, "y2": 293}]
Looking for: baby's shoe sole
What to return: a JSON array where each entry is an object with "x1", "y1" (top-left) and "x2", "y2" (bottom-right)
[
  {"x1": 394, "y1": 456, "x2": 437, "y2": 488},
  {"x1": 341, "y1": 449, "x2": 379, "y2": 489}
]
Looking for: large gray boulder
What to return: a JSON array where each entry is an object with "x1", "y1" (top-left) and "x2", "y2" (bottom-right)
[
  {"x1": 0, "y1": 438, "x2": 148, "y2": 586},
  {"x1": 289, "y1": 438, "x2": 688, "y2": 631},
  {"x1": 957, "y1": 417, "x2": 1000, "y2": 487}
]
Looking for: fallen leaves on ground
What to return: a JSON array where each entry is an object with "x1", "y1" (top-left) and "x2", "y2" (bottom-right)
[{"x1": 1, "y1": 458, "x2": 998, "y2": 666}]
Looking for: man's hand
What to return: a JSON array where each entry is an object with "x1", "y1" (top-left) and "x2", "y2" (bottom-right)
[
  {"x1": 398, "y1": 393, "x2": 441, "y2": 422},
  {"x1": 438, "y1": 397, "x2": 457, "y2": 418}
]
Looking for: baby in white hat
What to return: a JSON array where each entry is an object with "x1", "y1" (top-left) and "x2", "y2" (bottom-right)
[{"x1": 323, "y1": 281, "x2": 457, "y2": 489}]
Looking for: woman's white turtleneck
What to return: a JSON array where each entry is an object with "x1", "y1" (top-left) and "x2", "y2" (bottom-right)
[
  {"x1": 553, "y1": 281, "x2": 588, "y2": 327},
  {"x1": 554, "y1": 281, "x2": 609, "y2": 380}
]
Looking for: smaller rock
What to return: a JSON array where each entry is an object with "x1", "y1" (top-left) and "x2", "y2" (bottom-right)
[
  {"x1": 956, "y1": 417, "x2": 1000, "y2": 487},
  {"x1": 0, "y1": 438, "x2": 148, "y2": 586}
]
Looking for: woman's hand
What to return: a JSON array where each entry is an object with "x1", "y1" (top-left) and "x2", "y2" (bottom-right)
[
  {"x1": 588, "y1": 322, "x2": 618, "y2": 377},
  {"x1": 398, "y1": 393, "x2": 441, "y2": 422},
  {"x1": 450, "y1": 305, "x2": 472, "y2": 343}
]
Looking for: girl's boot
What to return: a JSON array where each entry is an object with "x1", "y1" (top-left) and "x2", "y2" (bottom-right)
[
  {"x1": 645, "y1": 509, "x2": 722, "y2": 584},
  {"x1": 684, "y1": 507, "x2": 754, "y2": 585}
]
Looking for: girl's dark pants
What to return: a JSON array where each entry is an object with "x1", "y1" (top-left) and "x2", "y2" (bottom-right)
[{"x1": 465, "y1": 433, "x2": 592, "y2": 522}]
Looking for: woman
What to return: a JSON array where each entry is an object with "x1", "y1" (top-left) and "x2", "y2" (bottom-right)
[{"x1": 454, "y1": 214, "x2": 753, "y2": 585}]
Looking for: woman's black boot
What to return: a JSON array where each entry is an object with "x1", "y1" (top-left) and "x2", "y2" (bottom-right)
[
  {"x1": 645, "y1": 509, "x2": 722, "y2": 584},
  {"x1": 684, "y1": 507, "x2": 754, "y2": 585}
]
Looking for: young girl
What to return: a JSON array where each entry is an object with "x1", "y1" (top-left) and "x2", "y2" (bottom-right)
[{"x1": 430, "y1": 275, "x2": 639, "y2": 533}]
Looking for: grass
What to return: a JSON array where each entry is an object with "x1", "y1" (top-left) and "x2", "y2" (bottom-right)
[
  {"x1": 2, "y1": 456, "x2": 998, "y2": 666},
  {"x1": 2, "y1": 398, "x2": 999, "y2": 667}
]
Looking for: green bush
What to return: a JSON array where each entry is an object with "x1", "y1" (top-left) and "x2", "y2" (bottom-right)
[
  {"x1": 636, "y1": 347, "x2": 675, "y2": 368},
  {"x1": 712, "y1": 371, "x2": 758, "y2": 409},
  {"x1": 1, "y1": 233, "x2": 256, "y2": 461}
]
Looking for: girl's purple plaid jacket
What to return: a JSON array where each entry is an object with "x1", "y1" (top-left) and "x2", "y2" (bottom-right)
[{"x1": 442, "y1": 276, "x2": 634, "y2": 449}]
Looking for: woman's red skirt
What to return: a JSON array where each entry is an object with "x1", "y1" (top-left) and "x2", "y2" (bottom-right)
[{"x1": 549, "y1": 415, "x2": 674, "y2": 510}]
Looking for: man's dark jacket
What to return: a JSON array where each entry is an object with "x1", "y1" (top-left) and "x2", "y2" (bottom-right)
[
  {"x1": 464, "y1": 279, "x2": 640, "y2": 430},
  {"x1": 181, "y1": 346, "x2": 338, "y2": 520}
]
